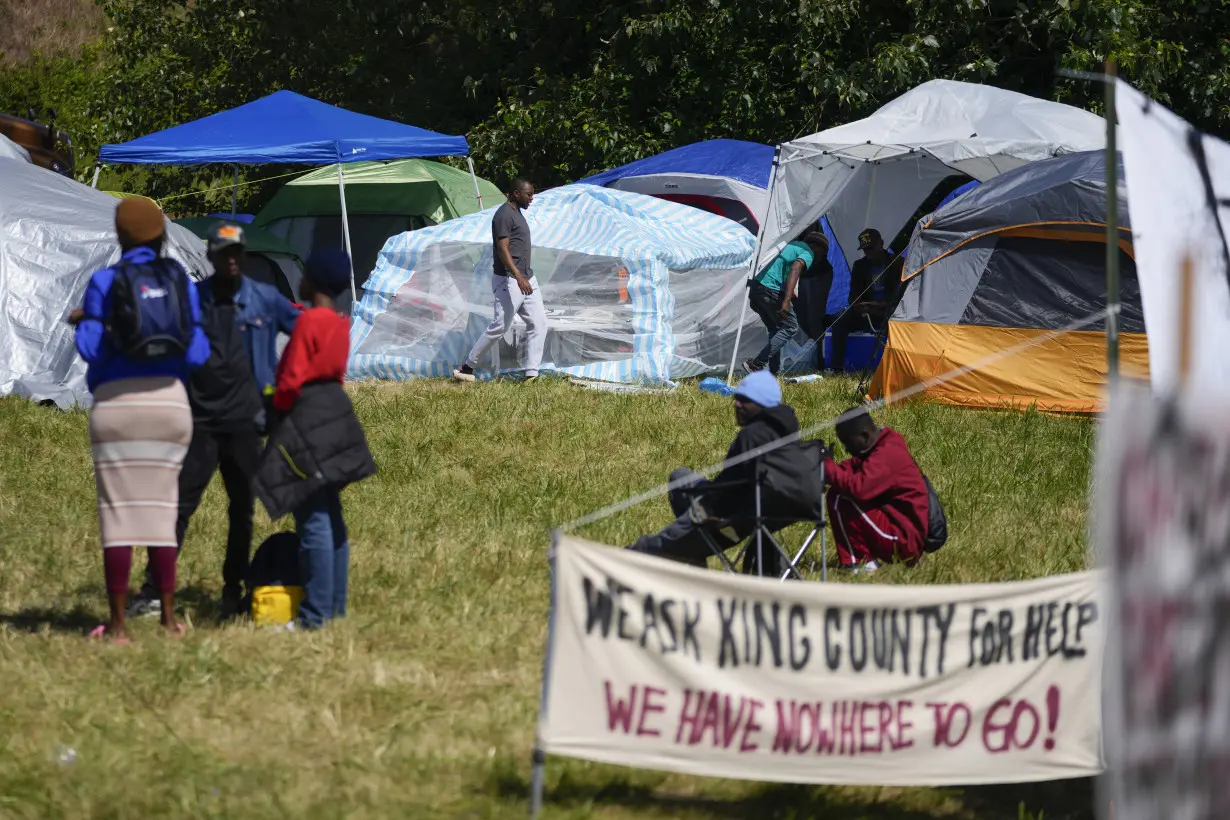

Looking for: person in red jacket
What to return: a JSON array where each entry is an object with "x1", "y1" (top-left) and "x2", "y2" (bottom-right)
[
  {"x1": 824, "y1": 407, "x2": 929, "y2": 572},
  {"x1": 266, "y1": 250, "x2": 372, "y2": 629}
]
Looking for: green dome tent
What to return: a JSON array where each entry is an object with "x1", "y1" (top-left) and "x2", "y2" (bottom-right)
[
  {"x1": 254, "y1": 159, "x2": 502, "y2": 292},
  {"x1": 175, "y1": 217, "x2": 305, "y2": 302}
]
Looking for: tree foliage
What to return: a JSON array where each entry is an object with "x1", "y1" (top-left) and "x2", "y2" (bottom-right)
[{"x1": 1, "y1": 0, "x2": 1228, "y2": 208}]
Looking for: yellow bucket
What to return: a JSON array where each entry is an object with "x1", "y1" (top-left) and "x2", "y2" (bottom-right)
[{"x1": 251, "y1": 585, "x2": 303, "y2": 627}]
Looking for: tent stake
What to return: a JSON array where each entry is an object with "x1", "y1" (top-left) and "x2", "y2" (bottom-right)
[
  {"x1": 336, "y1": 153, "x2": 357, "y2": 308},
  {"x1": 466, "y1": 156, "x2": 485, "y2": 210},
  {"x1": 1104, "y1": 60, "x2": 1120, "y2": 382}
]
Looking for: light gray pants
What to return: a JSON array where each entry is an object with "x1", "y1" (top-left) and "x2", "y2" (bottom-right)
[{"x1": 464, "y1": 274, "x2": 547, "y2": 376}]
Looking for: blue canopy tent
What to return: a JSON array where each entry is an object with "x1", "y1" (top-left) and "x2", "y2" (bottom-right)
[{"x1": 97, "y1": 90, "x2": 479, "y2": 302}]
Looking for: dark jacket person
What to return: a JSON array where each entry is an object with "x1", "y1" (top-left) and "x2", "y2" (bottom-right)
[
  {"x1": 254, "y1": 250, "x2": 376, "y2": 630},
  {"x1": 629, "y1": 371, "x2": 803, "y2": 576}
]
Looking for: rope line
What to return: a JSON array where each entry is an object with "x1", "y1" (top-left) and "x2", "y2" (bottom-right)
[
  {"x1": 155, "y1": 168, "x2": 307, "y2": 204},
  {"x1": 560, "y1": 307, "x2": 1112, "y2": 533}
]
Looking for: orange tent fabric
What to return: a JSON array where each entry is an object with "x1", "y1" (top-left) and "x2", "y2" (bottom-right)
[{"x1": 870, "y1": 322, "x2": 1149, "y2": 413}]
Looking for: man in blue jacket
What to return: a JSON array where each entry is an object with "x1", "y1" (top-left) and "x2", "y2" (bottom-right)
[{"x1": 131, "y1": 223, "x2": 301, "y2": 619}]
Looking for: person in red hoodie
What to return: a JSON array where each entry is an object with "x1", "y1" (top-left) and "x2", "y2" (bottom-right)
[
  {"x1": 824, "y1": 407, "x2": 929, "y2": 572},
  {"x1": 254, "y1": 250, "x2": 376, "y2": 629}
]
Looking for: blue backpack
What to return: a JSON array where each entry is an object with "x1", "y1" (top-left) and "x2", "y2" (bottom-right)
[{"x1": 106, "y1": 257, "x2": 195, "y2": 361}]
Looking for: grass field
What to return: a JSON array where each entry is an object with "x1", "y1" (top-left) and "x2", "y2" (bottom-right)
[{"x1": 0, "y1": 376, "x2": 1098, "y2": 819}]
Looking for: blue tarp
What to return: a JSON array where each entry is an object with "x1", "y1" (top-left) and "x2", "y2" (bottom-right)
[
  {"x1": 579, "y1": 139, "x2": 773, "y2": 189},
  {"x1": 937, "y1": 179, "x2": 981, "y2": 211},
  {"x1": 99, "y1": 91, "x2": 469, "y2": 166}
]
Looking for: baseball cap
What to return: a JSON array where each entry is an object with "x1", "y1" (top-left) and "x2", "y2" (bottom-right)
[
  {"x1": 733, "y1": 370, "x2": 782, "y2": 409},
  {"x1": 858, "y1": 228, "x2": 882, "y2": 250},
  {"x1": 305, "y1": 250, "x2": 353, "y2": 298},
  {"x1": 208, "y1": 222, "x2": 246, "y2": 254}
]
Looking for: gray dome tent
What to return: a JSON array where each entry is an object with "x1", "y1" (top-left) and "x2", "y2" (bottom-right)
[{"x1": 870, "y1": 150, "x2": 1147, "y2": 413}]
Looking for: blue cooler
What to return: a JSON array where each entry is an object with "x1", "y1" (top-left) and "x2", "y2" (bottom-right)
[{"x1": 822, "y1": 330, "x2": 885, "y2": 372}]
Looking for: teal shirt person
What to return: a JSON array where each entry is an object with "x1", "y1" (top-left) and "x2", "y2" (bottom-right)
[{"x1": 755, "y1": 241, "x2": 815, "y2": 292}]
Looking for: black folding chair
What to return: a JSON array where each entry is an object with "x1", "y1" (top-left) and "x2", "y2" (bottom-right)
[{"x1": 676, "y1": 441, "x2": 831, "y2": 582}]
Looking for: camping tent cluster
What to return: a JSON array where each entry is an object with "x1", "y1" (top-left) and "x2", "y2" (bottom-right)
[{"x1": 1, "y1": 78, "x2": 1154, "y2": 412}]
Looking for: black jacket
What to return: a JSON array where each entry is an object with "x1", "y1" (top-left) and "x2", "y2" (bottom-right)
[
  {"x1": 253, "y1": 381, "x2": 377, "y2": 521},
  {"x1": 702, "y1": 404, "x2": 824, "y2": 520},
  {"x1": 189, "y1": 300, "x2": 263, "y2": 431},
  {"x1": 850, "y1": 255, "x2": 905, "y2": 308}
]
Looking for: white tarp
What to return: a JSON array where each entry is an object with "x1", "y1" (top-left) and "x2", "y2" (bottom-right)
[
  {"x1": 1116, "y1": 81, "x2": 1230, "y2": 395},
  {"x1": 0, "y1": 134, "x2": 31, "y2": 164},
  {"x1": 538, "y1": 535, "x2": 1105, "y2": 787},
  {"x1": 0, "y1": 160, "x2": 210, "y2": 408},
  {"x1": 1098, "y1": 382, "x2": 1230, "y2": 820},
  {"x1": 759, "y1": 80, "x2": 1106, "y2": 269}
]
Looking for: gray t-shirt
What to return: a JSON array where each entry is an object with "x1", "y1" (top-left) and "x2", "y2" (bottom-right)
[{"x1": 492, "y1": 202, "x2": 532, "y2": 278}]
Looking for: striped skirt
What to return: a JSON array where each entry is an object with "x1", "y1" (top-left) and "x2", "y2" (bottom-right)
[{"x1": 89, "y1": 376, "x2": 193, "y2": 549}]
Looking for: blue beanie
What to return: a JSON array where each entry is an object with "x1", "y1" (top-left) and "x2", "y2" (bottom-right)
[
  {"x1": 305, "y1": 250, "x2": 352, "y2": 298},
  {"x1": 733, "y1": 370, "x2": 781, "y2": 408}
]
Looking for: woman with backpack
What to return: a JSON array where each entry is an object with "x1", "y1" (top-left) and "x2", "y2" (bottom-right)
[{"x1": 71, "y1": 197, "x2": 210, "y2": 643}]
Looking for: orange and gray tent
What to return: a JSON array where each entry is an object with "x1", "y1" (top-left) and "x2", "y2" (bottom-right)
[{"x1": 869, "y1": 150, "x2": 1147, "y2": 413}]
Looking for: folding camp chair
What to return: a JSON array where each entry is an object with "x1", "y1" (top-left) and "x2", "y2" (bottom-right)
[{"x1": 675, "y1": 443, "x2": 831, "y2": 582}]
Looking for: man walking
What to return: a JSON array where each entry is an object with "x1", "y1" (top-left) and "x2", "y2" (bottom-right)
[
  {"x1": 130, "y1": 223, "x2": 300, "y2": 618},
  {"x1": 453, "y1": 178, "x2": 547, "y2": 383}
]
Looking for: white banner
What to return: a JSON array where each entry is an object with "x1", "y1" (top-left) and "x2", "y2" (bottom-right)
[
  {"x1": 540, "y1": 535, "x2": 1105, "y2": 786},
  {"x1": 1098, "y1": 383, "x2": 1230, "y2": 820},
  {"x1": 1116, "y1": 81, "x2": 1230, "y2": 395}
]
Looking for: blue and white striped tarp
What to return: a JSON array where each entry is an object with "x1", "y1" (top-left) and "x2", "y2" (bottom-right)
[{"x1": 349, "y1": 184, "x2": 759, "y2": 383}]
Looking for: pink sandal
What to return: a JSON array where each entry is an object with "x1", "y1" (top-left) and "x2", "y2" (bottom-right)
[{"x1": 87, "y1": 624, "x2": 132, "y2": 645}]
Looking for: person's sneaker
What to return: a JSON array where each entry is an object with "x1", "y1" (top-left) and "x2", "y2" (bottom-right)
[
  {"x1": 452, "y1": 363, "x2": 476, "y2": 382},
  {"x1": 742, "y1": 358, "x2": 766, "y2": 374},
  {"x1": 126, "y1": 593, "x2": 161, "y2": 618},
  {"x1": 851, "y1": 560, "x2": 880, "y2": 575}
]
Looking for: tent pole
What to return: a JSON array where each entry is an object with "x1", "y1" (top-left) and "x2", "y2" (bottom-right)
[
  {"x1": 89, "y1": 165, "x2": 101, "y2": 189},
  {"x1": 466, "y1": 156, "x2": 485, "y2": 210},
  {"x1": 726, "y1": 146, "x2": 781, "y2": 385},
  {"x1": 232, "y1": 164, "x2": 239, "y2": 218},
  {"x1": 336, "y1": 157, "x2": 358, "y2": 307},
  {"x1": 1104, "y1": 60, "x2": 1120, "y2": 383}
]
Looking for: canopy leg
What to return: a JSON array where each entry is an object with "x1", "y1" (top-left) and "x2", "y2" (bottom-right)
[
  {"x1": 232, "y1": 165, "x2": 239, "y2": 217},
  {"x1": 336, "y1": 161, "x2": 357, "y2": 309},
  {"x1": 89, "y1": 165, "x2": 101, "y2": 189},
  {"x1": 466, "y1": 156, "x2": 485, "y2": 211},
  {"x1": 727, "y1": 148, "x2": 782, "y2": 385},
  {"x1": 1104, "y1": 60, "x2": 1120, "y2": 382}
]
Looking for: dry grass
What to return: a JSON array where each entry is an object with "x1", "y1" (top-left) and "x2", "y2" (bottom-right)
[
  {"x1": 0, "y1": 377, "x2": 1097, "y2": 818},
  {"x1": 0, "y1": 0, "x2": 105, "y2": 62}
]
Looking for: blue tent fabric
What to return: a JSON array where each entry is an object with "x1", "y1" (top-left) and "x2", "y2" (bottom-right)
[
  {"x1": 579, "y1": 139, "x2": 773, "y2": 189},
  {"x1": 349, "y1": 184, "x2": 757, "y2": 384},
  {"x1": 820, "y1": 216, "x2": 855, "y2": 314},
  {"x1": 937, "y1": 180, "x2": 981, "y2": 211},
  {"x1": 99, "y1": 91, "x2": 469, "y2": 165}
]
